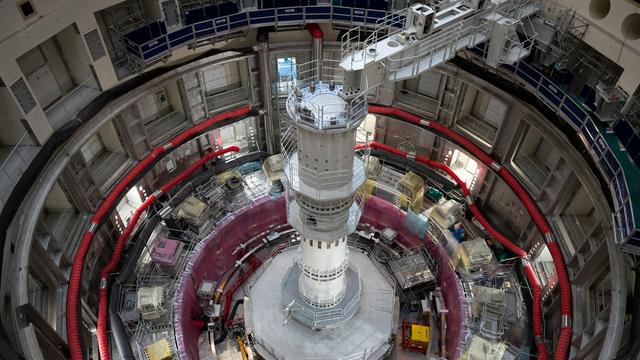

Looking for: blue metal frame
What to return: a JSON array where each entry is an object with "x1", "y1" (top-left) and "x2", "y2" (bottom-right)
[
  {"x1": 122, "y1": 4, "x2": 390, "y2": 63},
  {"x1": 495, "y1": 57, "x2": 640, "y2": 251}
]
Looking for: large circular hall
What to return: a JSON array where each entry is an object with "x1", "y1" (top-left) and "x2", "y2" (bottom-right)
[{"x1": 1, "y1": 0, "x2": 640, "y2": 359}]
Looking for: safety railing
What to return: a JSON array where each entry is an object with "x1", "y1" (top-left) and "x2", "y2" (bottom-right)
[
  {"x1": 285, "y1": 72, "x2": 368, "y2": 130},
  {"x1": 280, "y1": 123, "x2": 369, "y2": 194},
  {"x1": 291, "y1": 264, "x2": 362, "y2": 326},
  {"x1": 284, "y1": 189, "x2": 366, "y2": 241},
  {"x1": 384, "y1": 22, "x2": 464, "y2": 78},
  {"x1": 124, "y1": 6, "x2": 388, "y2": 63}
]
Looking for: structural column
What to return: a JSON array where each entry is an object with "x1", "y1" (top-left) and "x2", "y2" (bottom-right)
[{"x1": 256, "y1": 29, "x2": 279, "y2": 154}]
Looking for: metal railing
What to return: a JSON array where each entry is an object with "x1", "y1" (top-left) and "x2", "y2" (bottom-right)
[
  {"x1": 385, "y1": 22, "x2": 465, "y2": 77},
  {"x1": 286, "y1": 59, "x2": 368, "y2": 130},
  {"x1": 281, "y1": 123, "x2": 369, "y2": 195},
  {"x1": 340, "y1": 10, "x2": 406, "y2": 69}
]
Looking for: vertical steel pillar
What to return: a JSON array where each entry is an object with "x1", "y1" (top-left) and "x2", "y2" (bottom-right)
[{"x1": 257, "y1": 29, "x2": 279, "y2": 154}]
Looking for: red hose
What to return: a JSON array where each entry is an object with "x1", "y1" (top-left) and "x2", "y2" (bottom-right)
[
  {"x1": 66, "y1": 106, "x2": 251, "y2": 360},
  {"x1": 369, "y1": 105, "x2": 572, "y2": 360},
  {"x1": 362, "y1": 139, "x2": 552, "y2": 359},
  {"x1": 306, "y1": 23, "x2": 323, "y2": 39},
  {"x1": 368, "y1": 105, "x2": 573, "y2": 359},
  {"x1": 96, "y1": 146, "x2": 239, "y2": 360}
]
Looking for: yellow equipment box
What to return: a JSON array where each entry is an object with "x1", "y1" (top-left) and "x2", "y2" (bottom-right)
[
  {"x1": 410, "y1": 324, "x2": 430, "y2": 343},
  {"x1": 144, "y1": 338, "x2": 173, "y2": 360}
]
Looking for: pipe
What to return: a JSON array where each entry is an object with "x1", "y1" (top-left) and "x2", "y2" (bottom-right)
[
  {"x1": 367, "y1": 105, "x2": 573, "y2": 359},
  {"x1": 256, "y1": 29, "x2": 278, "y2": 154},
  {"x1": 228, "y1": 299, "x2": 245, "y2": 324},
  {"x1": 108, "y1": 284, "x2": 135, "y2": 360},
  {"x1": 66, "y1": 106, "x2": 252, "y2": 360},
  {"x1": 307, "y1": 23, "x2": 323, "y2": 78},
  {"x1": 96, "y1": 146, "x2": 239, "y2": 360}
]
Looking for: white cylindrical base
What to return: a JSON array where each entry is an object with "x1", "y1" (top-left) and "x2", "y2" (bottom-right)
[{"x1": 298, "y1": 237, "x2": 349, "y2": 307}]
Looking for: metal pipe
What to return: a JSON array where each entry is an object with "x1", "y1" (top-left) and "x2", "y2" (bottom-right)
[
  {"x1": 257, "y1": 29, "x2": 279, "y2": 154},
  {"x1": 308, "y1": 24, "x2": 323, "y2": 79}
]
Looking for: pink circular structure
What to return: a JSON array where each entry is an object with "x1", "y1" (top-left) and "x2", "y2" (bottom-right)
[{"x1": 173, "y1": 195, "x2": 467, "y2": 359}]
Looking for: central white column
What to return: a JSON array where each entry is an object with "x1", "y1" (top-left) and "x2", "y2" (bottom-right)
[{"x1": 282, "y1": 78, "x2": 367, "y2": 310}]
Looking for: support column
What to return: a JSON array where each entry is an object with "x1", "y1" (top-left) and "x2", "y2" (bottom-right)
[
  {"x1": 307, "y1": 24, "x2": 323, "y2": 79},
  {"x1": 256, "y1": 29, "x2": 279, "y2": 154}
]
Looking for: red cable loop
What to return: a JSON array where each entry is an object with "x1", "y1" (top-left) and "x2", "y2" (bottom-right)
[
  {"x1": 364, "y1": 106, "x2": 574, "y2": 359},
  {"x1": 66, "y1": 106, "x2": 251, "y2": 360},
  {"x1": 96, "y1": 147, "x2": 239, "y2": 360}
]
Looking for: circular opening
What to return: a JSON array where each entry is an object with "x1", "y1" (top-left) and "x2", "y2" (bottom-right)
[
  {"x1": 388, "y1": 40, "x2": 400, "y2": 48},
  {"x1": 589, "y1": 0, "x2": 610, "y2": 20},
  {"x1": 622, "y1": 13, "x2": 640, "y2": 40}
]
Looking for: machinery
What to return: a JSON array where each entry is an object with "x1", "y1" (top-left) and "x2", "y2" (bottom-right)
[{"x1": 401, "y1": 320, "x2": 431, "y2": 353}]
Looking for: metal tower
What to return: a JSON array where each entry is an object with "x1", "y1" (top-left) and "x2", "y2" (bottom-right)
[{"x1": 280, "y1": 60, "x2": 368, "y2": 327}]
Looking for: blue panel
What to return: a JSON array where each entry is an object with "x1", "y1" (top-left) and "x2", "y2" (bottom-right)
[
  {"x1": 214, "y1": 17, "x2": 229, "y2": 32},
  {"x1": 368, "y1": 0, "x2": 388, "y2": 10},
  {"x1": 218, "y1": 1, "x2": 238, "y2": 16},
  {"x1": 204, "y1": 5, "x2": 219, "y2": 19},
  {"x1": 515, "y1": 68, "x2": 539, "y2": 88},
  {"x1": 168, "y1": 27, "x2": 193, "y2": 41},
  {"x1": 353, "y1": 16, "x2": 365, "y2": 23},
  {"x1": 230, "y1": 13, "x2": 248, "y2": 22},
  {"x1": 352, "y1": 9, "x2": 366, "y2": 16},
  {"x1": 593, "y1": 135, "x2": 607, "y2": 157},
  {"x1": 148, "y1": 21, "x2": 166, "y2": 39},
  {"x1": 539, "y1": 86, "x2": 562, "y2": 107},
  {"x1": 306, "y1": 6, "x2": 331, "y2": 13},
  {"x1": 366, "y1": 17, "x2": 379, "y2": 23},
  {"x1": 229, "y1": 13, "x2": 249, "y2": 28},
  {"x1": 170, "y1": 35, "x2": 192, "y2": 47},
  {"x1": 625, "y1": 202, "x2": 635, "y2": 232},
  {"x1": 599, "y1": 150, "x2": 616, "y2": 179},
  {"x1": 367, "y1": 10, "x2": 386, "y2": 18},
  {"x1": 194, "y1": 21, "x2": 214, "y2": 31},
  {"x1": 333, "y1": 14, "x2": 351, "y2": 21},
  {"x1": 124, "y1": 25, "x2": 154, "y2": 45},
  {"x1": 614, "y1": 119, "x2": 634, "y2": 146},
  {"x1": 142, "y1": 43, "x2": 169, "y2": 60},
  {"x1": 605, "y1": 149, "x2": 620, "y2": 174},
  {"x1": 333, "y1": 7, "x2": 351, "y2": 14},
  {"x1": 626, "y1": 135, "x2": 640, "y2": 159},
  {"x1": 560, "y1": 104, "x2": 584, "y2": 129},
  {"x1": 580, "y1": 85, "x2": 596, "y2": 110},
  {"x1": 249, "y1": 9, "x2": 275, "y2": 18},
  {"x1": 617, "y1": 172, "x2": 629, "y2": 203},
  {"x1": 195, "y1": 28, "x2": 215, "y2": 38},
  {"x1": 355, "y1": 0, "x2": 368, "y2": 7},
  {"x1": 582, "y1": 119, "x2": 599, "y2": 145},
  {"x1": 519, "y1": 63, "x2": 541, "y2": 82},
  {"x1": 306, "y1": 13, "x2": 331, "y2": 19},
  {"x1": 278, "y1": 14, "x2": 304, "y2": 21},
  {"x1": 563, "y1": 98, "x2": 586, "y2": 120},
  {"x1": 140, "y1": 38, "x2": 167, "y2": 53},
  {"x1": 250, "y1": 16, "x2": 276, "y2": 24},
  {"x1": 277, "y1": 7, "x2": 303, "y2": 14},
  {"x1": 540, "y1": 78, "x2": 563, "y2": 103},
  {"x1": 621, "y1": 207, "x2": 629, "y2": 240},
  {"x1": 184, "y1": 8, "x2": 205, "y2": 25}
]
